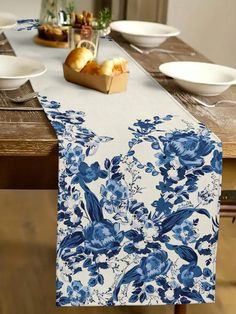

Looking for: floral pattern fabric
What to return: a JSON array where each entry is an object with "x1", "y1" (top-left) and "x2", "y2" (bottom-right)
[
  {"x1": 40, "y1": 95, "x2": 222, "y2": 307},
  {"x1": 17, "y1": 19, "x2": 39, "y2": 31}
]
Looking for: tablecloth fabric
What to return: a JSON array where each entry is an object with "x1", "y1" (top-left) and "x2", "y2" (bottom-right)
[{"x1": 5, "y1": 21, "x2": 222, "y2": 306}]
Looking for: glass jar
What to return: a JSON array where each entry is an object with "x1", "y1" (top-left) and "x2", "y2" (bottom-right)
[
  {"x1": 39, "y1": 0, "x2": 73, "y2": 26},
  {"x1": 69, "y1": 26, "x2": 100, "y2": 57},
  {"x1": 38, "y1": 0, "x2": 75, "y2": 45}
]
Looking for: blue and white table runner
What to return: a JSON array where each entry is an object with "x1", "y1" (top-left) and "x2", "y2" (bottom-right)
[{"x1": 7, "y1": 23, "x2": 222, "y2": 306}]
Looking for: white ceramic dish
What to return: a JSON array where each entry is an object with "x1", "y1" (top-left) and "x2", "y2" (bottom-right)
[
  {"x1": 0, "y1": 12, "x2": 17, "y2": 29},
  {"x1": 159, "y1": 61, "x2": 236, "y2": 96},
  {"x1": 0, "y1": 55, "x2": 47, "y2": 90},
  {"x1": 110, "y1": 20, "x2": 180, "y2": 48}
]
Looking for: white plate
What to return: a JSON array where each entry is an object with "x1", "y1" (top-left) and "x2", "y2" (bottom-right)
[
  {"x1": 110, "y1": 20, "x2": 180, "y2": 48},
  {"x1": 159, "y1": 61, "x2": 236, "y2": 96},
  {"x1": 0, "y1": 12, "x2": 17, "y2": 29},
  {"x1": 0, "y1": 55, "x2": 47, "y2": 90}
]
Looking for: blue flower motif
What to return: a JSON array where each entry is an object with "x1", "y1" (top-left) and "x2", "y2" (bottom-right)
[
  {"x1": 195, "y1": 234, "x2": 213, "y2": 255},
  {"x1": 198, "y1": 188, "x2": 214, "y2": 205},
  {"x1": 63, "y1": 144, "x2": 84, "y2": 173},
  {"x1": 58, "y1": 206, "x2": 82, "y2": 228},
  {"x1": 140, "y1": 250, "x2": 172, "y2": 281},
  {"x1": 79, "y1": 162, "x2": 108, "y2": 183},
  {"x1": 160, "y1": 131, "x2": 215, "y2": 168},
  {"x1": 155, "y1": 152, "x2": 173, "y2": 166},
  {"x1": 210, "y1": 150, "x2": 222, "y2": 174},
  {"x1": 172, "y1": 220, "x2": 197, "y2": 245},
  {"x1": 177, "y1": 264, "x2": 202, "y2": 287},
  {"x1": 101, "y1": 179, "x2": 129, "y2": 212},
  {"x1": 152, "y1": 197, "x2": 172, "y2": 218},
  {"x1": 84, "y1": 220, "x2": 124, "y2": 255},
  {"x1": 67, "y1": 281, "x2": 90, "y2": 305},
  {"x1": 158, "y1": 286, "x2": 181, "y2": 304},
  {"x1": 17, "y1": 19, "x2": 39, "y2": 31},
  {"x1": 133, "y1": 119, "x2": 155, "y2": 134}
]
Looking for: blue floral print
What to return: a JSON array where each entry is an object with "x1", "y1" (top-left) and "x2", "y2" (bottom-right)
[
  {"x1": 67, "y1": 281, "x2": 90, "y2": 305},
  {"x1": 39, "y1": 96, "x2": 221, "y2": 306},
  {"x1": 177, "y1": 264, "x2": 202, "y2": 287},
  {"x1": 84, "y1": 220, "x2": 124, "y2": 254},
  {"x1": 101, "y1": 179, "x2": 129, "y2": 213},
  {"x1": 159, "y1": 130, "x2": 215, "y2": 168},
  {"x1": 79, "y1": 162, "x2": 108, "y2": 183},
  {"x1": 211, "y1": 150, "x2": 222, "y2": 174},
  {"x1": 17, "y1": 19, "x2": 39, "y2": 31},
  {"x1": 172, "y1": 220, "x2": 198, "y2": 245}
]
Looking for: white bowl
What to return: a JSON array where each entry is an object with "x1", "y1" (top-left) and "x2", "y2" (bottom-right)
[
  {"x1": 159, "y1": 61, "x2": 236, "y2": 96},
  {"x1": 110, "y1": 20, "x2": 180, "y2": 48},
  {"x1": 0, "y1": 12, "x2": 17, "y2": 29},
  {"x1": 0, "y1": 55, "x2": 47, "y2": 90}
]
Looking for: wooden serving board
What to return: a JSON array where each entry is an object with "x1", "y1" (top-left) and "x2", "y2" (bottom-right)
[{"x1": 33, "y1": 35, "x2": 68, "y2": 48}]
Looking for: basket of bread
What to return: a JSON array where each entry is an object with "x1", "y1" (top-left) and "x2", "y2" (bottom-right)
[{"x1": 63, "y1": 47, "x2": 129, "y2": 94}]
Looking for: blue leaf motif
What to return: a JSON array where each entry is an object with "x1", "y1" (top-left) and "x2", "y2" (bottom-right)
[
  {"x1": 112, "y1": 155, "x2": 121, "y2": 165},
  {"x1": 78, "y1": 177, "x2": 103, "y2": 222},
  {"x1": 128, "y1": 150, "x2": 135, "y2": 156},
  {"x1": 134, "y1": 288, "x2": 142, "y2": 294},
  {"x1": 88, "y1": 278, "x2": 97, "y2": 287},
  {"x1": 124, "y1": 243, "x2": 136, "y2": 254},
  {"x1": 104, "y1": 158, "x2": 111, "y2": 169},
  {"x1": 166, "y1": 244, "x2": 198, "y2": 264},
  {"x1": 83, "y1": 258, "x2": 92, "y2": 268},
  {"x1": 111, "y1": 165, "x2": 120, "y2": 173},
  {"x1": 125, "y1": 230, "x2": 143, "y2": 242},
  {"x1": 97, "y1": 274, "x2": 104, "y2": 285},
  {"x1": 113, "y1": 265, "x2": 142, "y2": 301},
  {"x1": 57, "y1": 297, "x2": 70, "y2": 305},
  {"x1": 59, "y1": 232, "x2": 84, "y2": 256},
  {"x1": 145, "y1": 285, "x2": 154, "y2": 294},
  {"x1": 180, "y1": 290, "x2": 204, "y2": 303},
  {"x1": 128, "y1": 294, "x2": 139, "y2": 303},
  {"x1": 160, "y1": 208, "x2": 208, "y2": 235},
  {"x1": 202, "y1": 165, "x2": 213, "y2": 173},
  {"x1": 111, "y1": 173, "x2": 123, "y2": 181},
  {"x1": 139, "y1": 292, "x2": 147, "y2": 303}
]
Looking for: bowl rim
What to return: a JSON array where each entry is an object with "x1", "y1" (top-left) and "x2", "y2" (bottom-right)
[
  {"x1": 110, "y1": 20, "x2": 180, "y2": 38},
  {"x1": 0, "y1": 12, "x2": 17, "y2": 29},
  {"x1": 0, "y1": 55, "x2": 47, "y2": 79},
  {"x1": 159, "y1": 61, "x2": 236, "y2": 86}
]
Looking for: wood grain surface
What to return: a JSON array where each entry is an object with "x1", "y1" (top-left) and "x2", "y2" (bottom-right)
[{"x1": 0, "y1": 33, "x2": 57, "y2": 157}]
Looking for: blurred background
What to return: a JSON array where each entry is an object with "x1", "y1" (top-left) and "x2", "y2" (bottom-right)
[{"x1": 0, "y1": 0, "x2": 236, "y2": 67}]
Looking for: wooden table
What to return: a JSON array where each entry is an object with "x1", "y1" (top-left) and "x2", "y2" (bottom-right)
[
  {"x1": 1, "y1": 32, "x2": 234, "y2": 314},
  {"x1": 1, "y1": 32, "x2": 235, "y2": 203}
]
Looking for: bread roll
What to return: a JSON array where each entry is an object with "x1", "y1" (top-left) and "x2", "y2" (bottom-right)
[
  {"x1": 99, "y1": 57, "x2": 128, "y2": 76},
  {"x1": 65, "y1": 47, "x2": 93, "y2": 72},
  {"x1": 99, "y1": 59, "x2": 114, "y2": 76},
  {"x1": 112, "y1": 58, "x2": 128, "y2": 75},
  {"x1": 80, "y1": 60, "x2": 101, "y2": 75}
]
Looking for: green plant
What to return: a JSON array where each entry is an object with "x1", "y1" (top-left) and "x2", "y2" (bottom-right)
[
  {"x1": 66, "y1": 1, "x2": 75, "y2": 15},
  {"x1": 97, "y1": 7, "x2": 111, "y2": 29}
]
